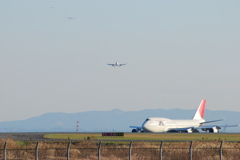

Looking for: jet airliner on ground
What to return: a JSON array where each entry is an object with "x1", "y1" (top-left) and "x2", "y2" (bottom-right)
[
  {"x1": 107, "y1": 62, "x2": 126, "y2": 67},
  {"x1": 130, "y1": 100, "x2": 239, "y2": 133}
]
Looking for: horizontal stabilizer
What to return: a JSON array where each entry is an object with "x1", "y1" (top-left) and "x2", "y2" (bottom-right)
[{"x1": 200, "y1": 119, "x2": 223, "y2": 124}]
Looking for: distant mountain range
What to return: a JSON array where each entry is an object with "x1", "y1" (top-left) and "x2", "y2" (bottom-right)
[{"x1": 0, "y1": 108, "x2": 240, "y2": 132}]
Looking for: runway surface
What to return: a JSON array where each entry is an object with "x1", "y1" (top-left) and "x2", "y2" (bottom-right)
[
  {"x1": 0, "y1": 132, "x2": 99, "y2": 141},
  {"x1": 0, "y1": 132, "x2": 50, "y2": 141},
  {"x1": 0, "y1": 132, "x2": 107, "y2": 141}
]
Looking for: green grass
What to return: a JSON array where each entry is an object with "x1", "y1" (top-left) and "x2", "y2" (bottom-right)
[
  {"x1": 17, "y1": 141, "x2": 29, "y2": 146},
  {"x1": 44, "y1": 133, "x2": 240, "y2": 141}
]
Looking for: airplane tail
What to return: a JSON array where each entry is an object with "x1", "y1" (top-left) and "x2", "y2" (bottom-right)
[{"x1": 192, "y1": 100, "x2": 206, "y2": 120}]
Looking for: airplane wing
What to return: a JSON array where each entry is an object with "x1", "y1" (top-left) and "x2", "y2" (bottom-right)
[
  {"x1": 120, "y1": 64, "x2": 126, "y2": 66},
  {"x1": 107, "y1": 64, "x2": 114, "y2": 66},
  {"x1": 195, "y1": 124, "x2": 239, "y2": 130},
  {"x1": 129, "y1": 126, "x2": 142, "y2": 130},
  {"x1": 168, "y1": 124, "x2": 239, "y2": 133}
]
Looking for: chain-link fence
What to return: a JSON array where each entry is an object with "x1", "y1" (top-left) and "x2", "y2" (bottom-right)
[{"x1": 1, "y1": 140, "x2": 240, "y2": 160}]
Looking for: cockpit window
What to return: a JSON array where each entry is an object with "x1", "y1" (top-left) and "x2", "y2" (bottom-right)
[{"x1": 145, "y1": 118, "x2": 151, "y2": 121}]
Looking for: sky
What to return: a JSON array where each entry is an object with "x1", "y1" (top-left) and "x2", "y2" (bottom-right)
[{"x1": 0, "y1": 0, "x2": 240, "y2": 122}]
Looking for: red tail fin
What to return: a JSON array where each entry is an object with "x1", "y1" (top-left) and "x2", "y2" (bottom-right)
[{"x1": 193, "y1": 100, "x2": 206, "y2": 119}]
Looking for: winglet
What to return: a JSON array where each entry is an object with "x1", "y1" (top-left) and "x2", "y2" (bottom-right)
[{"x1": 192, "y1": 100, "x2": 206, "y2": 119}]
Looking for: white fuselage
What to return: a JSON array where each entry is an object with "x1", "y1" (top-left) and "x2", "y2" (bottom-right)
[
  {"x1": 142, "y1": 117, "x2": 205, "y2": 132},
  {"x1": 114, "y1": 62, "x2": 120, "y2": 66}
]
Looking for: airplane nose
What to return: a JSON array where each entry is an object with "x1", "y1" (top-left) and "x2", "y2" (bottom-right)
[{"x1": 142, "y1": 122, "x2": 151, "y2": 132}]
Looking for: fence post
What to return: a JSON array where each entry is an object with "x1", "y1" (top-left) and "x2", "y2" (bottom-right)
[
  {"x1": 67, "y1": 141, "x2": 71, "y2": 160},
  {"x1": 129, "y1": 141, "x2": 133, "y2": 160},
  {"x1": 160, "y1": 141, "x2": 163, "y2": 160},
  {"x1": 98, "y1": 141, "x2": 102, "y2": 160},
  {"x1": 35, "y1": 142, "x2": 39, "y2": 160},
  {"x1": 189, "y1": 141, "x2": 193, "y2": 160},
  {"x1": 220, "y1": 141, "x2": 223, "y2": 160},
  {"x1": 4, "y1": 142, "x2": 7, "y2": 160}
]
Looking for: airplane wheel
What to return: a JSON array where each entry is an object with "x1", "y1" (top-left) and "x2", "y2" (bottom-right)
[
  {"x1": 132, "y1": 129, "x2": 137, "y2": 132},
  {"x1": 193, "y1": 129, "x2": 199, "y2": 133}
]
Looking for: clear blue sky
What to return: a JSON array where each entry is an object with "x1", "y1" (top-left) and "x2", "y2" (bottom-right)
[{"x1": 1, "y1": 0, "x2": 240, "y2": 122}]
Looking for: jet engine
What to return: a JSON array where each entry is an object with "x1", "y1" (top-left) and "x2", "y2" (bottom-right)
[
  {"x1": 209, "y1": 126, "x2": 221, "y2": 133},
  {"x1": 202, "y1": 126, "x2": 221, "y2": 133},
  {"x1": 132, "y1": 128, "x2": 144, "y2": 132},
  {"x1": 185, "y1": 128, "x2": 200, "y2": 133}
]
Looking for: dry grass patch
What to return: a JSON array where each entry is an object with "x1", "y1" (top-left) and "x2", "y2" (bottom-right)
[{"x1": 1, "y1": 139, "x2": 240, "y2": 159}]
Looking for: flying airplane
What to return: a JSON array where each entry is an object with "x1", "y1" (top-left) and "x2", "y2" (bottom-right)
[
  {"x1": 67, "y1": 17, "x2": 75, "y2": 19},
  {"x1": 107, "y1": 62, "x2": 126, "y2": 67},
  {"x1": 130, "y1": 100, "x2": 239, "y2": 133}
]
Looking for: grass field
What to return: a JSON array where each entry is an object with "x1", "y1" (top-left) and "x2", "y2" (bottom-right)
[{"x1": 44, "y1": 133, "x2": 240, "y2": 141}]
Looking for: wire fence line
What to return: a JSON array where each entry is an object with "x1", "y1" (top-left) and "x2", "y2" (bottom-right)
[{"x1": 1, "y1": 140, "x2": 240, "y2": 160}]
